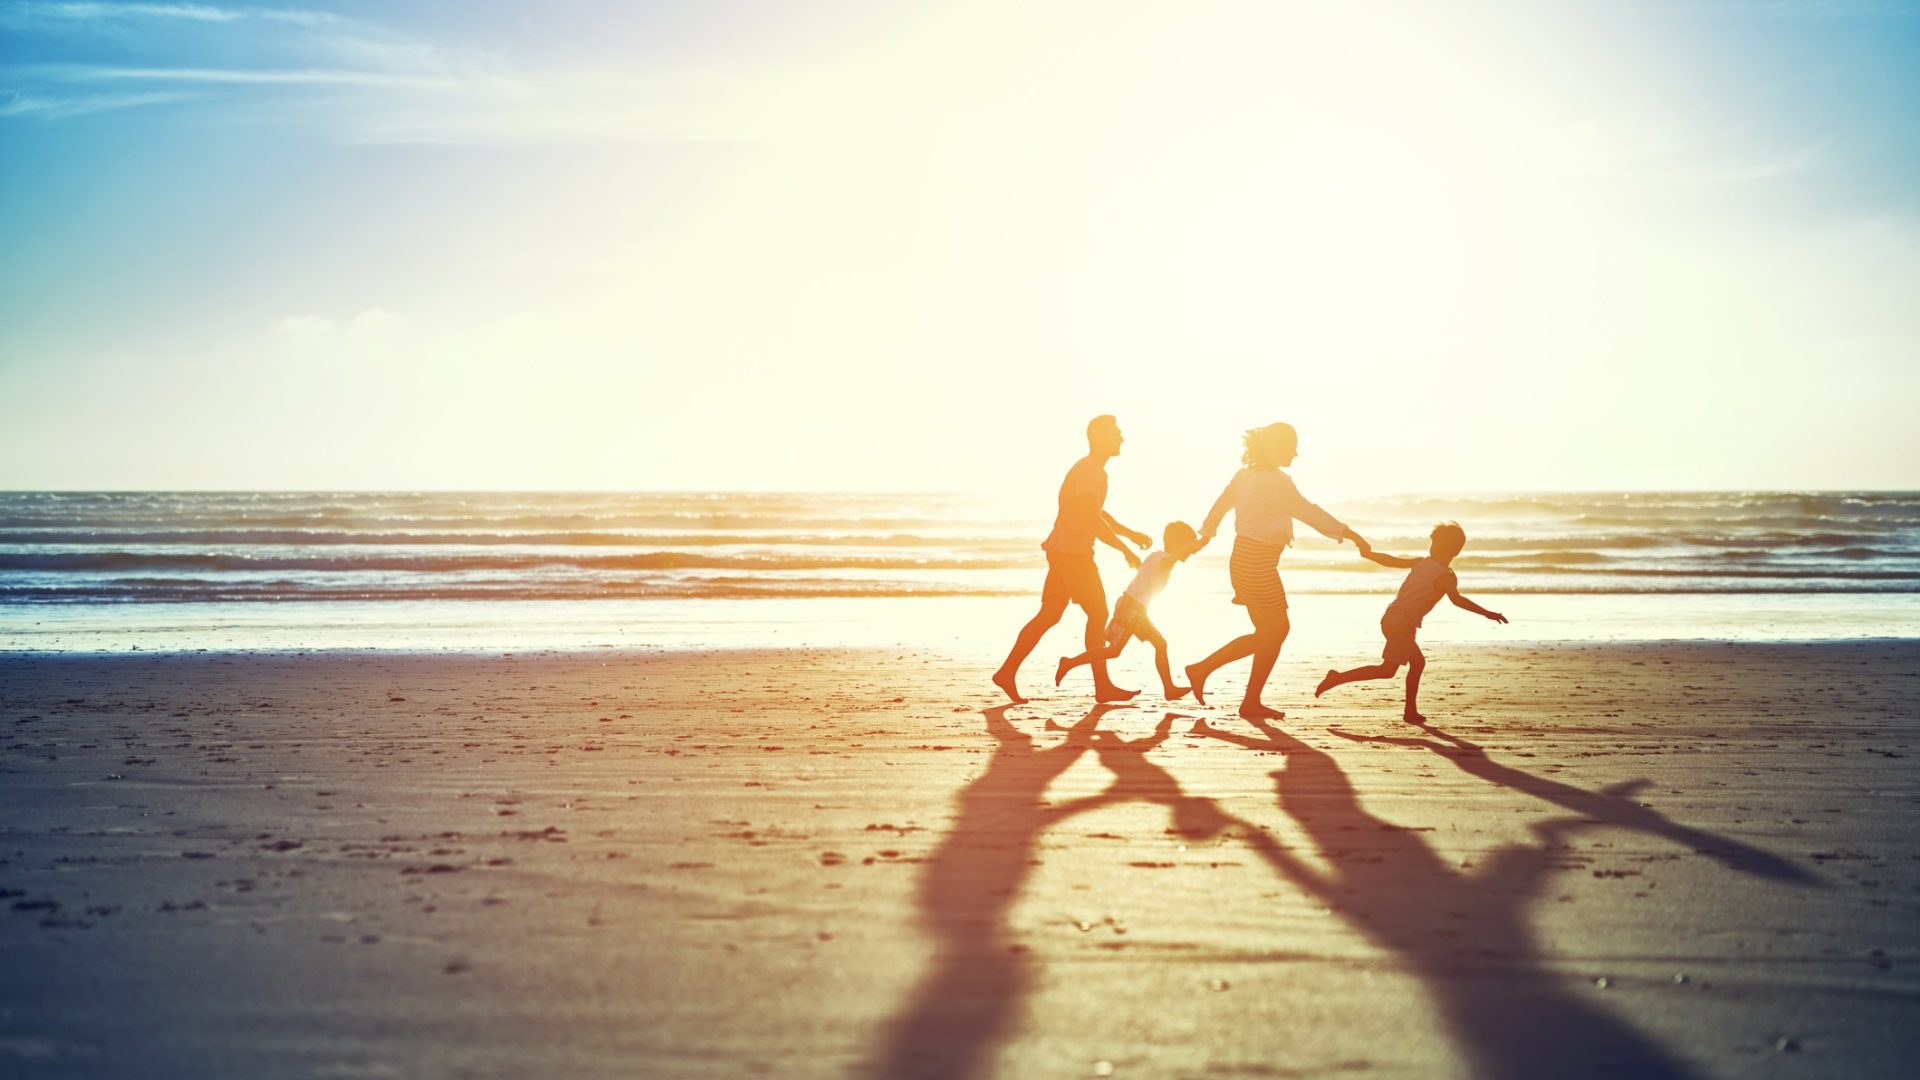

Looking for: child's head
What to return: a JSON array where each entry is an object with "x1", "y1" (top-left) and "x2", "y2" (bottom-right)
[
  {"x1": 1241, "y1": 422, "x2": 1298, "y2": 468},
  {"x1": 1163, "y1": 520, "x2": 1200, "y2": 560},
  {"x1": 1430, "y1": 521, "x2": 1467, "y2": 562}
]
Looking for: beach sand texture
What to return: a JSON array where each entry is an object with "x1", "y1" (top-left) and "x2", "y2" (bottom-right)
[{"x1": 2, "y1": 643, "x2": 1916, "y2": 1078}]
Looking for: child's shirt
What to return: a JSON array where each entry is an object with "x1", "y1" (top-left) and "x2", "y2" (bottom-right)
[
  {"x1": 1384, "y1": 557, "x2": 1457, "y2": 627},
  {"x1": 1122, "y1": 551, "x2": 1177, "y2": 606}
]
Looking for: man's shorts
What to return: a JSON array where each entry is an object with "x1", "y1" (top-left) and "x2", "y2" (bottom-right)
[
  {"x1": 1040, "y1": 551, "x2": 1106, "y2": 611},
  {"x1": 1380, "y1": 610, "x2": 1420, "y2": 666},
  {"x1": 1106, "y1": 594, "x2": 1156, "y2": 644}
]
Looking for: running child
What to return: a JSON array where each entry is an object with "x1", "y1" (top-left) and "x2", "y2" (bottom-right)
[
  {"x1": 1056, "y1": 522, "x2": 1201, "y2": 700},
  {"x1": 1315, "y1": 522, "x2": 1508, "y2": 723}
]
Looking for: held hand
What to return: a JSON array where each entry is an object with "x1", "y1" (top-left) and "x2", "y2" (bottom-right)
[{"x1": 1353, "y1": 536, "x2": 1373, "y2": 557}]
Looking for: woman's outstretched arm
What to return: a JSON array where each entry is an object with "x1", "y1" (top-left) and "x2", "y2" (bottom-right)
[{"x1": 1196, "y1": 470, "x2": 1243, "y2": 547}]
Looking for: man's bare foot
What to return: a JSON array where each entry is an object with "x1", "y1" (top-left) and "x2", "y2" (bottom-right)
[
  {"x1": 1315, "y1": 669, "x2": 1337, "y2": 698},
  {"x1": 992, "y1": 670, "x2": 1026, "y2": 705},
  {"x1": 1184, "y1": 664, "x2": 1208, "y2": 706},
  {"x1": 1055, "y1": 657, "x2": 1073, "y2": 687},
  {"x1": 1403, "y1": 710, "x2": 1428, "y2": 725},
  {"x1": 1095, "y1": 684, "x2": 1139, "y2": 703},
  {"x1": 1239, "y1": 701, "x2": 1286, "y2": 722},
  {"x1": 1166, "y1": 685, "x2": 1192, "y2": 701}
]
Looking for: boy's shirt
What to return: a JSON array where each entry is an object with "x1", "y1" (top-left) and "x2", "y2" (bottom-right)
[
  {"x1": 1122, "y1": 551, "x2": 1177, "y2": 605},
  {"x1": 1385, "y1": 557, "x2": 1457, "y2": 627}
]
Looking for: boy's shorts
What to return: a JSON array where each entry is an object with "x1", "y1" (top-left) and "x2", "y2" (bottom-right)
[
  {"x1": 1380, "y1": 611, "x2": 1420, "y2": 666},
  {"x1": 1107, "y1": 595, "x2": 1157, "y2": 644}
]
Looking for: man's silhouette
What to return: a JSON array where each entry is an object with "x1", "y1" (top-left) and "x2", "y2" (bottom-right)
[{"x1": 993, "y1": 415, "x2": 1150, "y2": 704}]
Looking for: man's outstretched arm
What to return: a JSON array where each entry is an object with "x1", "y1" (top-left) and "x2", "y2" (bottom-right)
[
  {"x1": 1101, "y1": 511, "x2": 1151, "y2": 549},
  {"x1": 1097, "y1": 517, "x2": 1142, "y2": 567}
]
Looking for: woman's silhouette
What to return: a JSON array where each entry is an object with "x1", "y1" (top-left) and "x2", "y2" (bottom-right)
[{"x1": 1186, "y1": 422, "x2": 1366, "y2": 719}]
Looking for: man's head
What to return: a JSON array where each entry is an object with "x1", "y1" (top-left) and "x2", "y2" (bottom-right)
[
  {"x1": 1430, "y1": 521, "x2": 1467, "y2": 562},
  {"x1": 1164, "y1": 521, "x2": 1200, "y2": 560},
  {"x1": 1241, "y1": 422, "x2": 1298, "y2": 468},
  {"x1": 1087, "y1": 414, "x2": 1123, "y2": 458}
]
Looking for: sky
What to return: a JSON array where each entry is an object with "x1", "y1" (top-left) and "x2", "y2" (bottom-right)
[{"x1": 2, "y1": 0, "x2": 1917, "y2": 498}]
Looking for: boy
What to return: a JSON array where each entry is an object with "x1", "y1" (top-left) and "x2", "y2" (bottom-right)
[
  {"x1": 1315, "y1": 521, "x2": 1508, "y2": 723},
  {"x1": 1056, "y1": 522, "x2": 1201, "y2": 700}
]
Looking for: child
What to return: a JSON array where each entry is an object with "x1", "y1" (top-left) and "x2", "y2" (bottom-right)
[
  {"x1": 1056, "y1": 522, "x2": 1201, "y2": 700},
  {"x1": 1315, "y1": 521, "x2": 1508, "y2": 723}
]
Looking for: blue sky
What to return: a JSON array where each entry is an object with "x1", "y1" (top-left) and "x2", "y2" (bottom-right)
[{"x1": 3, "y1": 1, "x2": 1918, "y2": 493}]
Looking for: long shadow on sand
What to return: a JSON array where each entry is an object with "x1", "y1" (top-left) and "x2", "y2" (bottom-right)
[
  {"x1": 1194, "y1": 714, "x2": 1819, "y2": 1079},
  {"x1": 875, "y1": 704, "x2": 1112, "y2": 1079},
  {"x1": 1325, "y1": 722, "x2": 1819, "y2": 885},
  {"x1": 880, "y1": 706, "x2": 1801, "y2": 1078}
]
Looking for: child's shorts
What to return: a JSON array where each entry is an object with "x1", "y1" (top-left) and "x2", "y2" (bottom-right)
[
  {"x1": 1107, "y1": 595, "x2": 1157, "y2": 644},
  {"x1": 1380, "y1": 611, "x2": 1420, "y2": 666}
]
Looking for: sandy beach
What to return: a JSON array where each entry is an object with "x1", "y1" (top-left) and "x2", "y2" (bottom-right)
[{"x1": 1, "y1": 641, "x2": 1915, "y2": 1078}]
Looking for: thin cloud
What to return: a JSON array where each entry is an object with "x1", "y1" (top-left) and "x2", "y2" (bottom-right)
[
  {"x1": 59, "y1": 64, "x2": 465, "y2": 88},
  {"x1": 0, "y1": 88, "x2": 195, "y2": 118},
  {"x1": 1, "y1": 3, "x2": 344, "y2": 27}
]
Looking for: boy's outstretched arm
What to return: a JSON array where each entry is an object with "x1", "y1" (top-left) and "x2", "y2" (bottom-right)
[
  {"x1": 1101, "y1": 511, "x2": 1152, "y2": 549},
  {"x1": 1448, "y1": 587, "x2": 1508, "y2": 623}
]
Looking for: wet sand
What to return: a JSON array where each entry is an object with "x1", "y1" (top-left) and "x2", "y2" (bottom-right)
[{"x1": 2, "y1": 642, "x2": 1916, "y2": 1078}]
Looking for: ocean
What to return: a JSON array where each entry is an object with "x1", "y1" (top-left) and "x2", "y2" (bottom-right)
[{"x1": 2, "y1": 491, "x2": 1916, "y2": 652}]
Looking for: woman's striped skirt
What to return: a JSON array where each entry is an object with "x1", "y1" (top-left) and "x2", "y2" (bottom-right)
[{"x1": 1228, "y1": 535, "x2": 1287, "y2": 613}]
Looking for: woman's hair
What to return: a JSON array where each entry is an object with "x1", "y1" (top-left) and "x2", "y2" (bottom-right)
[{"x1": 1241, "y1": 422, "x2": 1298, "y2": 468}]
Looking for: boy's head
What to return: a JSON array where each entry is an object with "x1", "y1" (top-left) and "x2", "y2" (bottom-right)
[
  {"x1": 1163, "y1": 520, "x2": 1200, "y2": 560},
  {"x1": 1430, "y1": 521, "x2": 1467, "y2": 562}
]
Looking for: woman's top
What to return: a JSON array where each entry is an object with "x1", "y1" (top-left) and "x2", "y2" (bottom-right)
[{"x1": 1199, "y1": 466, "x2": 1347, "y2": 549}]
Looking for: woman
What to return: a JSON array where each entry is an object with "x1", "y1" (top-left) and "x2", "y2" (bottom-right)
[{"x1": 1187, "y1": 422, "x2": 1366, "y2": 720}]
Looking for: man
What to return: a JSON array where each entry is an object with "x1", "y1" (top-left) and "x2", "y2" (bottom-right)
[{"x1": 992, "y1": 415, "x2": 1152, "y2": 704}]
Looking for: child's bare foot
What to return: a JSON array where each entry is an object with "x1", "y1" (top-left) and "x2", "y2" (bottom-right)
[
  {"x1": 1054, "y1": 657, "x2": 1073, "y2": 687},
  {"x1": 1239, "y1": 701, "x2": 1286, "y2": 722},
  {"x1": 1095, "y1": 683, "x2": 1139, "y2": 703},
  {"x1": 1403, "y1": 710, "x2": 1428, "y2": 725},
  {"x1": 992, "y1": 670, "x2": 1026, "y2": 705},
  {"x1": 1315, "y1": 669, "x2": 1337, "y2": 698},
  {"x1": 1166, "y1": 685, "x2": 1192, "y2": 701},
  {"x1": 1184, "y1": 664, "x2": 1208, "y2": 706}
]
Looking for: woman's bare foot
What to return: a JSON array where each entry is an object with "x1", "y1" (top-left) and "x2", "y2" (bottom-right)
[
  {"x1": 1239, "y1": 701, "x2": 1286, "y2": 722},
  {"x1": 1403, "y1": 710, "x2": 1429, "y2": 725},
  {"x1": 1166, "y1": 685, "x2": 1192, "y2": 701},
  {"x1": 1315, "y1": 669, "x2": 1337, "y2": 698},
  {"x1": 1094, "y1": 683, "x2": 1139, "y2": 703},
  {"x1": 992, "y1": 669, "x2": 1026, "y2": 705},
  {"x1": 1054, "y1": 657, "x2": 1073, "y2": 687},
  {"x1": 1184, "y1": 664, "x2": 1208, "y2": 706}
]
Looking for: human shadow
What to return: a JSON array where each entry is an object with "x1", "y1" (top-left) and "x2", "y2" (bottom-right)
[
  {"x1": 1194, "y1": 715, "x2": 1706, "y2": 1079},
  {"x1": 1326, "y1": 722, "x2": 1819, "y2": 886},
  {"x1": 1046, "y1": 712, "x2": 1233, "y2": 841},
  {"x1": 874, "y1": 704, "x2": 1113, "y2": 1079}
]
